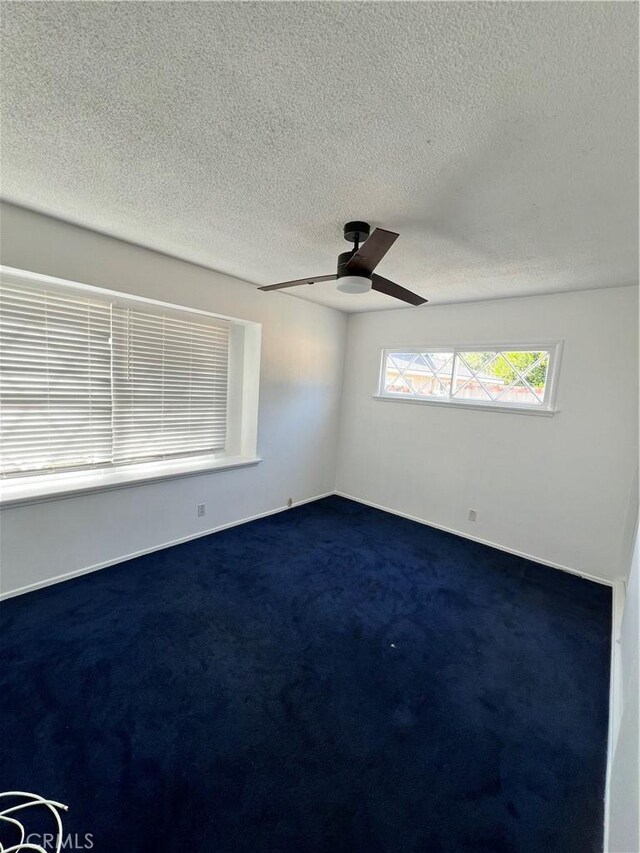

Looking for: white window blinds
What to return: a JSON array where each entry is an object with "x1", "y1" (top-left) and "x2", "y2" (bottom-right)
[
  {"x1": 0, "y1": 275, "x2": 230, "y2": 478},
  {"x1": 111, "y1": 306, "x2": 229, "y2": 464},
  {"x1": 0, "y1": 281, "x2": 113, "y2": 476}
]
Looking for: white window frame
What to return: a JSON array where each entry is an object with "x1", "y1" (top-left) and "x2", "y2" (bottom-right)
[
  {"x1": 0, "y1": 266, "x2": 262, "y2": 507},
  {"x1": 374, "y1": 342, "x2": 563, "y2": 416}
]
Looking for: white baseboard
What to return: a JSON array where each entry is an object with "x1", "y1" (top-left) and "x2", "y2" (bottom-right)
[
  {"x1": 603, "y1": 577, "x2": 627, "y2": 853},
  {"x1": 0, "y1": 491, "x2": 334, "y2": 601},
  {"x1": 334, "y1": 490, "x2": 613, "y2": 587},
  {"x1": 3, "y1": 490, "x2": 614, "y2": 601}
]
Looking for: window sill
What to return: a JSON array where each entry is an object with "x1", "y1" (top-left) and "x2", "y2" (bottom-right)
[
  {"x1": 0, "y1": 455, "x2": 263, "y2": 509},
  {"x1": 372, "y1": 394, "x2": 558, "y2": 416}
]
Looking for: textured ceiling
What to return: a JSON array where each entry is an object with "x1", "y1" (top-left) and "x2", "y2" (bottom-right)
[{"x1": 1, "y1": 2, "x2": 638, "y2": 313}]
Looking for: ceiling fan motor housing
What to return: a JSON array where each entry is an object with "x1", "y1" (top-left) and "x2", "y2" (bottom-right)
[{"x1": 336, "y1": 249, "x2": 372, "y2": 293}]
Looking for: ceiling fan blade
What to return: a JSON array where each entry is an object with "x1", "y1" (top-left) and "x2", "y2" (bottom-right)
[
  {"x1": 258, "y1": 274, "x2": 337, "y2": 291},
  {"x1": 345, "y1": 228, "x2": 399, "y2": 275},
  {"x1": 371, "y1": 274, "x2": 428, "y2": 306}
]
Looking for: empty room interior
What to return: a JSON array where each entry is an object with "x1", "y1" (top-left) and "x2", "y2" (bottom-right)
[{"x1": 0, "y1": 3, "x2": 638, "y2": 852}]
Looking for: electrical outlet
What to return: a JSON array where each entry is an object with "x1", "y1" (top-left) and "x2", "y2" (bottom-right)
[
  {"x1": 468, "y1": 509, "x2": 477, "y2": 522},
  {"x1": 287, "y1": 498, "x2": 293, "y2": 508},
  {"x1": 197, "y1": 504, "x2": 206, "y2": 518}
]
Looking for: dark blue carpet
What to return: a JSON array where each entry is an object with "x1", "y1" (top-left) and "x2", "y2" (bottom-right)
[{"x1": 0, "y1": 496, "x2": 611, "y2": 852}]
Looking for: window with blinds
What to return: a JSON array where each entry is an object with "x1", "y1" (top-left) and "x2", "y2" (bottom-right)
[{"x1": 0, "y1": 276, "x2": 230, "y2": 478}]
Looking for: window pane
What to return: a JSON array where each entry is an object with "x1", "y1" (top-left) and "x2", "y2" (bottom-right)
[
  {"x1": 455, "y1": 350, "x2": 550, "y2": 405},
  {"x1": 505, "y1": 352, "x2": 549, "y2": 401},
  {"x1": 384, "y1": 352, "x2": 454, "y2": 397}
]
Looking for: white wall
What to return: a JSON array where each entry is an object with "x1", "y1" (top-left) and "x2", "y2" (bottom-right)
[
  {"x1": 336, "y1": 286, "x2": 639, "y2": 583},
  {"x1": 1, "y1": 202, "x2": 637, "y2": 594},
  {"x1": 0, "y1": 203, "x2": 347, "y2": 596},
  {"x1": 607, "y1": 520, "x2": 640, "y2": 853}
]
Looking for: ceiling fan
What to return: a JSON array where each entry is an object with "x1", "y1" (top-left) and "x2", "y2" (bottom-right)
[{"x1": 258, "y1": 221, "x2": 428, "y2": 306}]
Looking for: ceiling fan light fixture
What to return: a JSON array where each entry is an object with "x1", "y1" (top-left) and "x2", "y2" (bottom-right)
[
  {"x1": 259, "y1": 222, "x2": 427, "y2": 305},
  {"x1": 336, "y1": 275, "x2": 371, "y2": 294}
]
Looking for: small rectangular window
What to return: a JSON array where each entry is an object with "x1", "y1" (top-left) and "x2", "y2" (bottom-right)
[{"x1": 379, "y1": 345, "x2": 561, "y2": 413}]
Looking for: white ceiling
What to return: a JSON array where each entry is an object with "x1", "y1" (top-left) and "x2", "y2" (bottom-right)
[{"x1": 1, "y1": 2, "x2": 637, "y2": 313}]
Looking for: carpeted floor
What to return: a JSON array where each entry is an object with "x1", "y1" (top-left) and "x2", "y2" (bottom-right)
[{"x1": 0, "y1": 496, "x2": 611, "y2": 852}]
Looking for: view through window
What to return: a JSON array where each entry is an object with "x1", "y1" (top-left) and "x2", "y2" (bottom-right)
[{"x1": 381, "y1": 347, "x2": 559, "y2": 410}]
